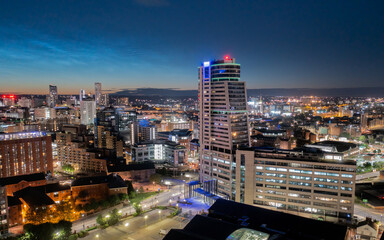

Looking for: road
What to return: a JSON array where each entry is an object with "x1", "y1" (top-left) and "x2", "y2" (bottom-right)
[
  {"x1": 354, "y1": 204, "x2": 384, "y2": 222},
  {"x1": 81, "y1": 209, "x2": 190, "y2": 240},
  {"x1": 73, "y1": 185, "x2": 184, "y2": 233},
  {"x1": 356, "y1": 171, "x2": 380, "y2": 181}
]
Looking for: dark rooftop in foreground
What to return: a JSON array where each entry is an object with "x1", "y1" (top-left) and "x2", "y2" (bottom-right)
[
  {"x1": 0, "y1": 172, "x2": 46, "y2": 187},
  {"x1": 71, "y1": 174, "x2": 127, "y2": 189},
  {"x1": 164, "y1": 199, "x2": 348, "y2": 240},
  {"x1": 7, "y1": 196, "x2": 22, "y2": 207},
  {"x1": 14, "y1": 187, "x2": 55, "y2": 207},
  {"x1": 107, "y1": 162, "x2": 155, "y2": 172}
]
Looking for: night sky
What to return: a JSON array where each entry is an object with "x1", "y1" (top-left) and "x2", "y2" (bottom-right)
[{"x1": 0, "y1": 0, "x2": 383, "y2": 94}]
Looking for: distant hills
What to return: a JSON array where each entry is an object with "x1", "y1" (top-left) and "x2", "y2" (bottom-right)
[{"x1": 113, "y1": 87, "x2": 384, "y2": 98}]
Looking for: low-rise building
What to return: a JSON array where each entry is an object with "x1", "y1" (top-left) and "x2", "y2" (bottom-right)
[
  {"x1": 235, "y1": 147, "x2": 356, "y2": 223},
  {"x1": 132, "y1": 140, "x2": 187, "y2": 165},
  {"x1": 107, "y1": 162, "x2": 156, "y2": 182}
]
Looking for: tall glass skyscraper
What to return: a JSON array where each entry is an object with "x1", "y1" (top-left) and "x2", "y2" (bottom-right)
[
  {"x1": 95, "y1": 82, "x2": 102, "y2": 106},
  {"x1": 198, "y1": 56, "x2": 250, "y2": 199},
  {"x1": 49, "y1": 85, "x2": 58, "y2": 108}
]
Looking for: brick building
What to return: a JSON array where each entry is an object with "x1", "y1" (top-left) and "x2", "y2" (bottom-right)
[{"x1": 0, "y1": 132, "x2": 53, "y2": 178}]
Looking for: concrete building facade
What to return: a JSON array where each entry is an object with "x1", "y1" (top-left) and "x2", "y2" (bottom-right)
[{"x1": 235, "y1": 148, "x2": 356, "y2": 222}]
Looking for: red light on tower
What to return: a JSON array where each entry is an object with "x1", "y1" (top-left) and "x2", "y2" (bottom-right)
[{"x1": 225, "y1": 55, "x2": 230, "y2": 60}]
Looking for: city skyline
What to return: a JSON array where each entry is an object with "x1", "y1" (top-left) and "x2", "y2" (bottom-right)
[{"x1": 1, "y1": 0, "x2": 384, "y2": 94}]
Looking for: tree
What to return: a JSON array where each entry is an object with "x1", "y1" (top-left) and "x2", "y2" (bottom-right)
[
  {"x1": 24, "y1": 207, "x2": 51, "y2": 225},
  {"x1": 118, "y1": 193, "x2": 129, "y2": 201},
  {"x1": 363, "y1": 162, "x2": 372, "y2": 168},
  {"x1": 359, "y1": 135, "x2": 366, "y2": 142},
  {"x1": 55, "y1": 201, "x2": 78, "y2": 222},
  {"x1": 24, "y1": 223, "x2": 53, "y2": 240},
  {"x1": 89, "y1": 199, "x2": 99, "y2": 210},
  {"x1": 107, "y1": 208, "x2": 121, "y2": 226},
  {"x1": 339, "y1": 132, "x2": 351, "y2": 139},
  {"x1": 62, "y1": 164, "x2": 74, "y2": 174},
  {"x1": 99, "y1": 200, "x2": 109, "y2": 209},
  {"x1": 126, "y1": 181, "x2": 135, "y2": 195},
  {"x1": 139, "y1": 186, "x2": 144, "y2": 193},
  {"x1": 133, "y1": 203, "x2": 142, "y2": 216},
  {"x1": 369, "y1": 136, "x2": 376, "y2": 144},
  {"x1": 108, "y1": 194, "x2": 120, "y2": 206},
  {"x1": 96, "y1": 214, "x2": 106, "y2": 226}
]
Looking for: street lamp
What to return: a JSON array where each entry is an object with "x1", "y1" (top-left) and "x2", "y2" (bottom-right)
[
  {"x1": 125, "y1": 222, "x2": 129, "y2": 227},
  {"x1": 144, "y1": 215, "x2": 148, "y2": 227},
  {"x1": 158, "y1": 210, "x2": 162, "y2": 221},
  {"x1": 96, "y1": 234, "x2": 99, "y2": 238}
]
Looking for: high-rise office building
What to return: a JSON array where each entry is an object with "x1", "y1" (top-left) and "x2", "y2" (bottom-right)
[
  {"x1": 100, "y1": 93, "x2": 109, "y2": 107},
  {"x1": 49, "y1": 85, "x2": 58, "y2": 108},
  {"x1": 0, "y1": 132, "x2": 53, "y2": 178},
  {"x1": 95, "y1": 82, "x2": 102, "y2": 106},
  {"x1": 80, "y1": 99, "x2": 96, "y2": 125},
  {"x1": 198, "y1": 56, "x2": 250, "y2": 199},
  {"x1": 79, "y1": 89, "x2": 86, "y2": 102}
]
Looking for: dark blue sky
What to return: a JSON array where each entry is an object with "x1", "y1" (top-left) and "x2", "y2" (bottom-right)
[{"x1": 0, "y1": 0, "x2": 383, "y2": 94}]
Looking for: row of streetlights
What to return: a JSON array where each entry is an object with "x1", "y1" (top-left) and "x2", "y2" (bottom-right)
[{"x1": 94, "y1": 210, "x2": 167, "y2": 238}]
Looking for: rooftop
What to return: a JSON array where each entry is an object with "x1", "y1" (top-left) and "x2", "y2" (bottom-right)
[
  {"x1": 165, "y1": 199, "x2": 348, "y2": 240},
  {"x1": 0, "y1": 131, "x2": 47, "y2": 141},
  {"x1": 0, "y1": 172, "x2": 46, "y2": 187},
  {"x1": 71, "y1": 174, "x2": 127, "y2": 189},
  {"x1": 309, "y1": 141, "x2": 358, "y2": 152},
  {"x1": 238, "y1": 146, "x2": 356, "y2": 166},
  {"x1": 108, "y1": 162, "x2": 155, "y2": 172},
  {"x1": 14, "y1": 187, "x2": 55, "y2": 207}
]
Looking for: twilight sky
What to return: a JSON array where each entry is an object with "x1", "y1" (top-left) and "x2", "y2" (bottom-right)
[{"x1": 0, "y1": 0, "x2": 383, "y2": 94}]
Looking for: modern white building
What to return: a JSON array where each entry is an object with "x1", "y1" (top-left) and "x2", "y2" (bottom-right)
[
  {"x1": 49, "y1": 85, "x2": 58, "y2": 108},
  {"x1": 94, "y1": 82, "x2": 102, "y2": 106},
  {"x1": 80, "y1": 99, "x2": 96, "y2": 125},
  {"x1": 79, "y1": 89, "x2": 86, "y2": 102}
]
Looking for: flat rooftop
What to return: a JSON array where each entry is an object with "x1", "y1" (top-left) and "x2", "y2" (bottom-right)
[{"x1": 238, "y1": 146, "x2": 356, "y2": 166}]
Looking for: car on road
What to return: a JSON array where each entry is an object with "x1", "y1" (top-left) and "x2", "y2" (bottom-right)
[{"x1": 159, "y1": 229, "x2": 168, "y2": 235}]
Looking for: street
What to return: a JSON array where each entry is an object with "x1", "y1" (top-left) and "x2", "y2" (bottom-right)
[
  {"x1": 81, "y1": 209, "x2": 190, "y2": 240},
  {"x1": 72, "y1": 185, "x2": 184, "y2": 233},
  {"x1": 354, "y1": 204, "x2": 384, "y2": 222}
]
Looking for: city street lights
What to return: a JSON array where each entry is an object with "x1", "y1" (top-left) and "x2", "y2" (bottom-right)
[
  {"x1": 125, "y1": 222, "x2": 129, "y2": 232},
  {"x1": 144, "y1": 215, "x2": 148, "y2": 227},
  {"x1": 96, "y1": 234, "x2": 99, "y2": 238},
  {"x1": 158, "y1": 210, "x2": 162, "y2": 221}
]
